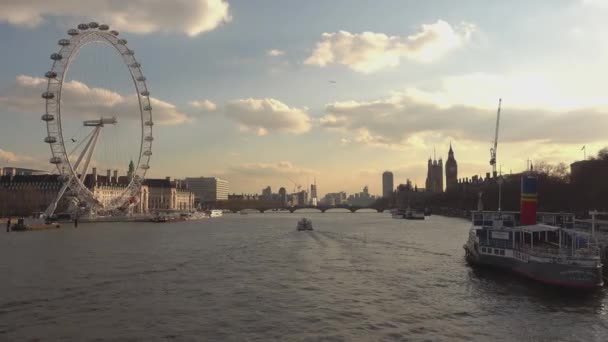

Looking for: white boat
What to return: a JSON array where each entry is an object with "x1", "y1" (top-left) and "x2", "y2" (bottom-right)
[
  {"x1": 297, "y1": 218, "x2": 313, "y2": 231},
  {"x1": 209, "y1": 210, "x2": 223, "y2": 218}
]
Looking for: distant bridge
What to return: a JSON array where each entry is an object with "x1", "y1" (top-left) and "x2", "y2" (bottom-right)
[{"x1": 213, "y1": 203, "x2": 390, "y2": 214}]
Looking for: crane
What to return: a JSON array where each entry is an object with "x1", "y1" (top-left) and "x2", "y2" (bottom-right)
[
  {"x1": 287, "y1": 177, "x2": 302, "y2": 194},
  {"x1": 489, "y1": 98, "x2": 502, "y2": 176}
]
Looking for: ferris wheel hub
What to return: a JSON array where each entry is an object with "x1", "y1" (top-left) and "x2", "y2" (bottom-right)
[{"x1": 83, "y1": 117, "x2": 118, "y2": 127}]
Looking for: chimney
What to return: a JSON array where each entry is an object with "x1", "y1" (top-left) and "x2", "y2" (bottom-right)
[
  {"x1": 92, "y1": 167, "x2": 97, "y2": 183},
  {"x1": 113, "y1": 170, "x2": 118, "y2": 183},
  {"x1": 520, "y1": 172, "x2": 538, "y2": 225},
  {"x1": 107, "y1": 169, "x2": 111, "y2": 183}
]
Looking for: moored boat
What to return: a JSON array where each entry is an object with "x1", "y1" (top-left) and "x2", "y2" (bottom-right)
[
  {"x1": 405, "y1": 207, "x2": 425, "y2": 220},
  {"x1": 209, "y1": 209, "x2": 223, "y2": 218},
  {"x1": 463, "y1": 172, "x2": 603, "y2": 289},
  {"x1": 391, "y1": 208, "x2": 405, "y2": 219},
  {"x1": 151, "y1": 215, "x2": 167, "y2": 223}
]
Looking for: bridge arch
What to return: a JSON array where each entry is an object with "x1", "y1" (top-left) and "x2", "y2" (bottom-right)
[
  {"x1": 353, "y1": 208, "x2": 382, "y2": 213},
  {"x1": 292, "y1": 208, "x2": 322, "y2": 213},
  {"x1": 233, "y1": 208, "x2": 264, "y2": 213},
  {"x1": 323, "y1": 208, "x2": 352, "y2": 213}
]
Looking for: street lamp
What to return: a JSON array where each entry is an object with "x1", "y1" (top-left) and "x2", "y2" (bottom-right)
[{"x1": 497, "y1": 176, "x2": 504, "y2": 212}]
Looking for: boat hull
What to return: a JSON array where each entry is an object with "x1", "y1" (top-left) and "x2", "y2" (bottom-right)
[{"x1": 464, "y1": 245, "x2": 604, "y2": 289}]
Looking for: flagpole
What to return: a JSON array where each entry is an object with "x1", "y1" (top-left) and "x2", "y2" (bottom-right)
[{"x1": 582, "y1": 145, "x2": 586, "y2": 160}]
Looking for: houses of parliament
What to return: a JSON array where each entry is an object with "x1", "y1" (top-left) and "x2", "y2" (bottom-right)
[{"x1": 425, "y1": 144, "x2": 458, "y2": 193}]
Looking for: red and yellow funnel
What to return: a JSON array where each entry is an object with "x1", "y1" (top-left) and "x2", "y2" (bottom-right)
[{"x1": 520, "y1": 172, "x2": 538, "y2": 225}]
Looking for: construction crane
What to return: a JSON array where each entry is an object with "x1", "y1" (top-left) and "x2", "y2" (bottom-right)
[
  {"x1": 489, "y1": 98, "x2": 502, "y2": 176},
  {"x1": 287, "y1": 177, "x2": 302, "y2": 194}
]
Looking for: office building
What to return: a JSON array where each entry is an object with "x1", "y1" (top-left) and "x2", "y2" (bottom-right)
[
  {"x1": 185, "y1": 177, "x2": 229, "y2": 203},
  {"x1": 382, "y1": 171, "x2": 394, "y2": 198}
]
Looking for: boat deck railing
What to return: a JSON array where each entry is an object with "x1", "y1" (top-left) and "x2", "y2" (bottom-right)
[
  {"x1": 516, "y1": 243, "x2": 600, "y2": 261},
  {"x1": 471, "y1": 211, "x2": 575, "y2": 228}
]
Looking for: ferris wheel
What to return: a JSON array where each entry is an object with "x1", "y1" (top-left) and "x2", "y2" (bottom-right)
[{"x1": 42, "y1": 22, "x2": 153, "y2": 217}]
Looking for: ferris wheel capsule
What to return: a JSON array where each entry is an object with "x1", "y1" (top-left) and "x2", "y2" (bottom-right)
[
  {"x1": 136, "y1": 76, "x2": 146, "y2": 81},
  {"x1": 58, "y1": 39, "x2": 70, "y2": 46},
  {"x1": 41, "y1": 114, "x2": 55, "y2": 121},
  {"x1": 110, "y1": 30, "x2": 119, "y2": 36},
  {"x1": 50, "y1": 53, "x2": 62, "y2": 60},
  {"x1": 50, "y1": 157, "x2": 62, "y2": 164},
  {"x1": 88, "y1": 22, "x2": 99, "y2": 29},
  {"x1": 44, "y1": 136, "x2": 57, "y2": 144},
  {"x1": 118, "y1": 39, "x2": 127, "y2": 45},
  {"x1": 42, "y1": 91, "x2": 54, "y2": 99},
  {"x1": 68, "y1": 29, "x2": 79, "y2": 36},
  {"x1": 144, "y1": 136, "x2": 154, "y2": 142},
  {"x1": 45, "y1": 71, "x2": 57, "y2": 78},
  {"x1": 98, "y1": 24, "x2": 109, "y2": 30},
  {"x1": 144, "y1": 120, "x2": 154, "y2": 126},
  {"x1": 78, "y1": 23, "x2": 89, "y2": 30}
]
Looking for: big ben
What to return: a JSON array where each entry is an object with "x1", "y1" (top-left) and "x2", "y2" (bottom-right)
[{"x1": 445, "y1": 143, "x2": 458, "y2": 192}]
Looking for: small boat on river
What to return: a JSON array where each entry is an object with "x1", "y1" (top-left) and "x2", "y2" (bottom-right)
[{"x1": 297, "y1": 218, "x2": 313, "y2": 231}]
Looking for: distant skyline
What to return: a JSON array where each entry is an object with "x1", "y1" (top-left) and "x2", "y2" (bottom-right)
[{"x1": 1, "y1": 0, "x2": 608, "y2": 194}]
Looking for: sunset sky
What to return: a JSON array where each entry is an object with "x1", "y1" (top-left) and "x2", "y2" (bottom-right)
[{"x1": 1, "y1": 0, "x2": 608, "y2": 195}]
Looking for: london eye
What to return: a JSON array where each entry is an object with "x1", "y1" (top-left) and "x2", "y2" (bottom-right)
[{"x1": 42, "y1": 22, "x2": 153, "y2": 217}]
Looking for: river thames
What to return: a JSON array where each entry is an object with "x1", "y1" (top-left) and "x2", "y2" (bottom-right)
[{"x1": 1, "y1": 212, "x2": 607, "y2": 341}]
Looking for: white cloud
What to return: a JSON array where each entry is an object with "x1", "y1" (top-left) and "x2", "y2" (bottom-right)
[
  {"x1": 305, "y1": 20, "x2": 475, "y2": 73},
  {"x1": 0, "y1": 148, "x2": 28, "y2": 163},
  {"x1": 190, "y1": 99, "x2": 217, "y2": 111},
  {"x1": 581, "y1": 0, "x2": 608, "y2": 7},
  {"x1": 224, "y1": 98, "x2": 312, "y2": 135},
  {"x1": 267, "y1": 49, "x2": 285, "y2": 57},
  {"x1": 320, "y1": 89, "x2": 608, "y2": 148},
  {"x1": 229, "y1": 161, "x2": 317, "y2": 177},
  {"x1": 0, "y1": 0, "x2": 231, "y2": 36},
  {"x1": 0, "y1": 75, "x2": 190, "y2": 125}
]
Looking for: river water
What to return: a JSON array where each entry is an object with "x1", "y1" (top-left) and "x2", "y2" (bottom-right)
[{"x1": 1, "y1": 212, "x2": 607, "y2": 341}]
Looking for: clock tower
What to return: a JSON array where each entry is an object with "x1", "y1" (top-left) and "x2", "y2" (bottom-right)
[{"x1": 445, "y1": 143, "x2": 458, "y2": 192}]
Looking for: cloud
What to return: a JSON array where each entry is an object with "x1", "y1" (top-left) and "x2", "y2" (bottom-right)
[
  {"x1": 0, "y1": 0, "x2": 231, "y2": 36},
  {"x1": 305, "y1": 20, "x2": 475, "y2": 73},
  {"x1": 190, "y1": 99, "x2": 217, "y2": 111},
  {"x1": 0, "y1": 148, "x2": 30, "y2": 163},
  {"x1": 408, "y1": 72, "x2": 608, "y2": 111},
  {"x1": 228, "y1": 161, "x2": 317, "y2": 177},
  {"x1": 320, "y1": 89, "x2": 608, "y2": 148},
  {"x1": 0, "y1": 75, "x2": 190, "y2": 125},
  {"x1": 267, "y1": 49, "x2": 285, "y2": 57},
  {"x1": 224, "y1": 98, "x2": 312, "y2": 135}
]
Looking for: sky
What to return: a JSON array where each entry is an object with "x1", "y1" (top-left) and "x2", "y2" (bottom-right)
[{"x1": 1, "y1": 0, "x2": 608, "y2": 196}]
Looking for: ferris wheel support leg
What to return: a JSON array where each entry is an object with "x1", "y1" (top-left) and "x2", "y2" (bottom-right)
[
  {"x1": 72, "y1": 126, "x2": 101, "y2": 175},
  {"x1": 43, "y1": 126, "x2": 101, "y2": 218},
  {"x1": 43, "y1": 182, "x2": 71, "y2": 218},
  {"x1": 79, "y1": 127, "x2": 101, "y2": 183}
]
